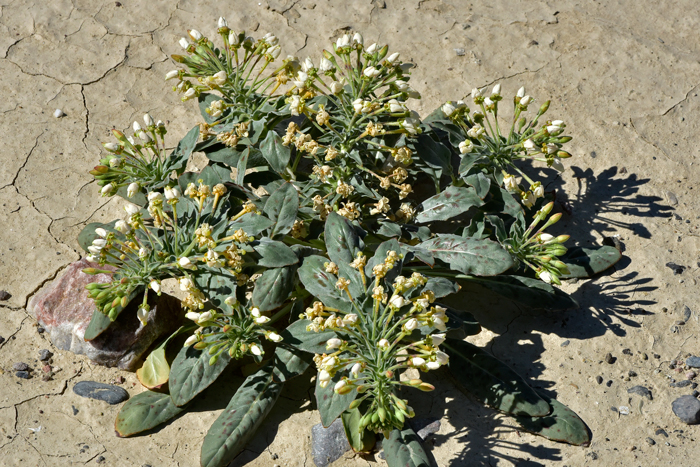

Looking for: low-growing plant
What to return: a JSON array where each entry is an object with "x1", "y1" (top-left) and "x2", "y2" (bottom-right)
[{"x1": 78, "y1": 17, "x2": 621, "y2": 467}]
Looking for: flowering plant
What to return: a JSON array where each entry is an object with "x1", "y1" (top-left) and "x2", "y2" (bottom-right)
[{"x1": 77, "y1": 19, "x2": 621, "y2": 467}]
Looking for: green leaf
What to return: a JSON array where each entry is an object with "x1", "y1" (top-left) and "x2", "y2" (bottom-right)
[
  {"x1": 260, "y1": 129, "x2": 291, "y2": 174},
  {"x1": 169, "y1": 341, "x2": 232, "y2": 407},
  {"x1": 280, "y1": 319, "x2": 338, "y2": 354},
  {"x1": 366, "y1": 238, "x2": 403, "y2": 284},
  {"x1": 263, "y1": 182, "x2": 299, "y2": 239},
  {"x1": 376, "y1": 221, "x2": 402, "y2": 238},
  {"x1": 236, "y1": 147, "x2": 249, "y2": 185},
  {"x1": 514, "y1": 392, "x2": 591, "y2": 445},
  {"x1": 560, "y1": 246, "x2": 622, "y2": 278},
  {"x1": 341, "y1": 408, "x2": 376, "y2": 453},
  {"x1": 84, "y1": 309, "x2": 113, "y2": 341},
  {"x1": 419, "y1": 234, "x2": 513, "y2": 276},
  {"x1": 272, "y1": 345, "x2": 313, "y2": 382},
  {"x1": 193, "y1": 268, "x2": 238, "y2": 310},
  {"x1": 136, "y1": 346, "x2": 169, "y2": 389},
  {"x1": 115, "y1": 390, "x2": 185, "y2": 437},
  {"x1": 464, "y1": 172, "x2": 492, "y2": 199},
  {"x1": 459, "y1": 275, "x2": 578, "y2": 310},
  {"x1": 383, "y1": 428, "x2": 432, "y2": 467},
  {"x1": 315, "y1": 370, "x2": 357, "y2": 427},
  {"x1": 253, "y1": 239, "x2": 299, "y2": 268},
  {"x1": 416, "y1": 186, "x2": 484, "y2": 224},
  {"x1": 200, "y1": 363, "x2": 283, "y2": 467},
  {"x1": 423, "y1": 277, "x2": 459, "y2": 298},
  {"x1": 415, "y1": 133, "x2": 452, "y2": 178},
  {"x1": 164, "y1": 125, "x2": 200, "y2": 175},
  {"x1": 198, "y1": 93, "x2": 222, "y2": 124},
  {"x1": 325, "y1": 211, "x2": 364, "y2": 266},
  {"x1": 297, "y1": 255, "x2": 351, "y2": 311},
  {"x1": 251, "y1": 266, "x2": 296, "y2": 312},
  {"x1": 228, "y1": 212, "x2": 274, "y2": 237},
  {"x1": 443, "y1": 338, "x2": 550, "y2": 417},
  {"x1": 458, "y1": 152, "x2": 487, "y2": 176},
  {"x1": 206, "y1": 146, "x2": 243, "y2": 167}
]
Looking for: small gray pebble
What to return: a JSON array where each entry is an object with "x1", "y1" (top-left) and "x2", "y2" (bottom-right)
[
  {"x1": 606, "y1": 380, "x2": 613, "y2": 387},
  {"x1": 586, "y1": 451, "x2": 598, "y2": 460},
  {"x1": 454, "y1": 48, "x2": 465, "y2": 56},
  {"x1": 311, "y1": 419, "x2": 351, "y2": 467},
  {"x1": 0, "y1": 336, "x2": 5, "y2": 345},
  {"x1": 671, "y1": 380, "x2": 693, "y2": 388},
  {"x1": 681, "y1": 306, "x2": 692, "y2": 322},
  {"x1": 377, "y1": 450, "x2": 386, "y2": 460},
  {"x1": 628, "y1": 370, "x2": 637, "y2": 377},
  {"x1": 686, "y1": 356, "x2": 700, "y2": 368},
  {"x1": 646, "y1": 437, "x2": 656, "y2": 446},
  {"x1": 15, "y1": 371, "x2": 30, "y2": 379},
  {"x1": 622, "y1": 348, "x2": 632, "y2": 355},
  {"x1": 561, "y1": 340, "x2": 570, "y2": 347},
  {"x1": 596, "y1": 376, "x2": 603, "y2": 384},
  {"x1": 672, "y1": 395, "x2": 700, "y2": 424},
  {"x1": 270, "y1": 453, "x2": 278, "y2": 460},
  {"x1": 627, "y1": 386, "x2": 653, "y2": 400},
  {"x1": 12, "y1": 362, "x2": 29, "y2": 371},
  {"x1": 642, "y1": 353, "x2": 649, "y2": 360},
  {"x1": 692, "y1": 391, "x2": 699, "y2": 398},
  {"x1": 604, "y1": 353, "x2": 615, "y2": 364},
  {"x1": 73, "y1": 381, "x2": 129, "y2": 405},
  {"x1": 655, "y1": 428, "x2": 668, "y2": 437},
  {"x1": 37, "y1": 327, "x2": 45, "y2": 334},
  {"x1": 0, "y1": 291, "x2": 10, "y2": 300},
  {"x1": 654, "y1": 353, "x2": 661, "y2": 359},
  {"x1": 72, "y1": 405, "x2": 79, "y2": 415},
  {"x1": 96, "y1": 456, "x2": 105, "y2": 464},
  {"x1": 38, "y1": 349, "x2": 52, "y2": 361},
  {"x1": 666, "y1": 191, "x2": 678, "y2": 206}
]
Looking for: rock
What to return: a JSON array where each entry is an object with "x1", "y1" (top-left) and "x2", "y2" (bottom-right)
[
  {"x1": 666, "y1": 191, "x2": 678, "y2": 206},
  {"x1": 72, "y1": 405, "x2": 79, "y2": 415},
  {"x1": 12, "y1": 362, "x2": 29, "y2": 371},
  {"x1": 596, "y1": 376, "x2": 603, "y2": 384},
  {"x1": 410, "y1": 418, "x2": 441, "y2": 441},
  {"x1": 53, "y1": 109, "x2": 65, "y2": 118},
  {"x1": 28, "y1": 258, "x2": 182, "y2": 370},
  {"x1": 311, "y1": 419, "x2": 351, "y2": 467},
  {"x1": 681, "y1": 305, "x2": 692, "y2": 322},
  {"x1": 604, "y1": 353, "x2": 615, "y2": 364},
  {"x1": 0, "y1": 336, "x2": 4, "y2": 345},
  {"x1": 454, "y1": 48, "x2": 465, "y2": 56},
  {"x1": 671, "y1": 380, "x2": 693, "y2": 388},
  {"x1": 15, "y1": 371, "x2": 31, "y2": 379},
  {"x1": 73, "y1": 381, "x2": 129, "y2": 405},
  {"x1": 665, "y1": 262, "x2": 685, "y2": 275},
  {"x1": 618, "y1": 406, "x2": 630, "y2": 415},
  {"x1": 586, "y1": 451, "x2": 598, "y2": 460},
  {"x1": 622, "y1": 348, "x2": 632, "y2": 355},
  {"x1": 686, "y1": 371, "x2": 696, "y2": 380},
  {"x1": 627, "y1": 385, "x2": 653, "y2": 400},
  {"x1": 655, "y1": 428, "x2": 668, "y2": 437},
  {"x1": 646, "y1": 437, "x2": 656, "y2": 446},
  {"x1": 0, "y1": 290, "x2": 10, "y2": 300},
  {"x1": 96, "y1": 455, "x2": 105, "y2": 463},
  {"x1": 561, "y1": 340, "x2": 570, "y2": 347},
  {"x1": 38, "y1": 349, "x2": 52, "y2": 361},
  {"x1": 672, "y1": 395, "x2": 700, "y2": 424},
  {"x1": 686, "y1": 356, "x2": 700, "y2": 368},
  {"x1": 628, "y1": 370, "x2": 637, "y2": 377}
]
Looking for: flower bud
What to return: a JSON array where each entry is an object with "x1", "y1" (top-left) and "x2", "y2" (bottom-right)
[
  {"x1": 352, "y1": 32, "x2": 363, "y2": 45},
  {"x1": 418, "y1": 382, "x2": 435, "y2": 392},
  {"x1": 366, "y1": 42, "x2": 377, "y2": 53},
  {"x1": 95, "y1": 228, "x2": 107, "y2": 238},
  {"x1": 330, "y1": 81, "x2": 343, "y2": 94},
  {"x1": 318, "y1": 369, "x2": 331, "y2": 386},
  {"x1": 92, "y1": 238, "x2": 107, "y2": 248},
  {"x1": 178, "y1": 257, "x2": 194, "y2": 269},
  {"x1": 520, "y1": 95, "x2": 532, "y2": 106},
  {"x1": 404, "y1": 318, "x2": 418, "y2": 331},
  {"x1": 185, "y1": 311, "x2": 201, "y2": 321},
  {"x1": 179, "y1": 37, "x2": 190, "y2": 49},
  {"x1": 250, "y1": 343, "x2": 262, "y2": 356},
  {"x1": 124, "y1": 203, "x2": 139, "y2": 216},
  {"x1": 390, "y1": 295, "x2": 406, "y2": 309},
  {"x1": 228, "y1": 31, "x2": 239, "y2": 45},
  {"x1": 184, "y1": 335, "x2": 198, "y2": 347},
  {"x1": 115, "y1": 220, "x2": 130, "y2": 233},
  {"x1": 319, "y1": 57, "x2": 333, "y2": 72},
  {"x1": 492, "y1": 83, "x2": 501, "y2": 95},
  {"x1": 431, "y1": 333, "x2": 445, "y2": 346},
  {"x1": 255, "y1": 315, "x2": 270, "y2": 324},
  {"x1": 539, "y1": 271, "x2": 553, "y2": 283},
  {"x1": 326, "y1": 338, "x2": 342, "y2": 350},
  {"x1": 188, "y1": 29, "x2": 202, "y2": 41},
  {"x1": 267, "y1": 332, "x2": 282, "y2": 343},
  {"x1": 101, "y1": 184, "x2": 114, "y2": 196},
  {"x1": 386, "y1": 52, "x2": 400, "y2": 65},
  {"x1": 150, "y1": 280, "x2": 161, "y2": 294},
  {"x1": 378, "y1": 338, "x2": 389, "y2": 349},
  {"x1": 218, "y1": 17, "x2": 227, "y2": 28},
  {"x1": 197, "y1": 311, "x2": 213, "y2": 324},
  {"x1": 539, "y1": 100, "x2": 550, "y2": 114},
  {"x1": 334, "y1": 379, "x2": 347, "y2": 393},
  {"x1": 540, "y1": 233, "x2": 554, "y2": 242},
  {"x1": 250, "y1": 307, "x2": 261, "y2": 317},
  {"x1": 556, "y1": 234, "x2": 570, "y2": 243},
  {"x1": 350, "y1": 362, "x2": 361, "y2": 377},
  {"x1": 363, "y1": 66, "x2": 380, "y2": 78},
  {"x1": 164, "y1": 186, "x2": 180, "y2": 200},
  {"x1": 104, "y1": 142, "x2": 119, "y2": 152},
  {"x1": 442, "y1": 102, "x2": 456, "y2": 117},
  {"x1": 87, "y1": 246, "x2": 102, "y2": 255},
  {"x1": 517, "y1": 86, "x2": 525, "y2": 98},
  {"x1": 133, "y1": 121, "x2": 142, "y2": 133},
  {"x1": 137, "y1": 307, "x2": 149, "y2": 326},
  {"x1": 143, "y1": 113, "x2": 154, "y2": 127}
]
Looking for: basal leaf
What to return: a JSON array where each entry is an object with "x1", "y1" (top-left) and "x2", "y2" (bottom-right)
[
  {"x1": 419, "y1": 234, "x2": 513, "y2": 276},
  {"x1": 316, "y1": 370, "x2": 357, "y2": 427},
  {"x1": 325, "y1": 212, "x2": 364, "y2": 266},
  {"x1": 297, "y1": 255, "x2": 351, "y2": 311},
  {"x1": 415, "y1": 133, "x2": 452, "y2": 177},
  {"x1": 136, "y1": 346, "x2": 169, "y2": 389},
  {"x1": 279, "y1": 319, "x2": 338, "y2": 354},
  {"x1": 422, "y1": 277, "x2": 459, "y2": 298},
  {"x1": 169, "y1": 341, "x2": 232, "y2": 407},
  {"x1": 164, "y1": 125, "x2": 200, "y2": 175},
  {"x1": 263, "y1": 182, "x2": 299, "y2": 239},
  {"x1": 253, "y1": 239, "x2": 299, "y2": 268},
  {"x1": 115, "y1": 390, "x2": 185, "y2": 437},
  {"x1": 383, "y1": 427, "x2": 433, "y2": 467},
  {"x1": 415, "y1": 186, "x2": 484, "y2": 224},
  {"x1": 236, "y1": 147, "x2": 249, "y2": 185},
  {"x1": 341, "y1": 408, "x2": 376, "y2": 453},
  {"x1": 561, "y1": 246, "x2": 622, "y2": 278},
  {"x1": 251, "y1": 266, "x2": 296, "y2": 312},
  {"x1": 84, "y1": 309, "x2": 113, "y2": 341},
  {"x1": 515, "y1": 392, "x2": 591, "y2": 445},
  {"x1": 228, "y1": 212, "x2": 274, "y2": 237},
  {"x1": 198, "y1": 93, "x2": 222, "y2": 124},
  {"x1": 464, "y1": 172, "x2": 492, "y2": 199},
  {"x1": 260, "y1": 129, "x2": 291, "y2": 174},
  {"x1": 193, "y1": 268, "x2": 238, "y2": 310},
  {"x1": 272, "y1": 345, "x2": 313, "y2": 382}
]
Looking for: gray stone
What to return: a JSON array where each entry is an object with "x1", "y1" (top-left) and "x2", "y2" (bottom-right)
[
  {"x1": 12, "y1": 362, "x2": 29, "y2": 371},
  {"x1": 311, "y1": 419, "x2": 351, "y2": 467},
  {"x1": 686, "y1": 356, "x2": 700, "y2": 368},
  {"x1": 681, "y1": 305, "x2": 692, "y2": 322},
  {"x1": 0, "y1": 290, "x2": 10, "y2": 300},
  {"x1": 410, "y1": 418, "x2": 441, "y2": 440},
  {"x1": 671, "y1": 380, "x2": 693, "y2": 388},
  {"x1": 28, "y1": 258, "x2": 182, "y2": 370},
  {"x1": 38, "y1": 349, "x2": 53, "y2": 361},
  {"x1": 560, "y1": 340, "x2": 570, "y2": 347},
  {"x1": 15, "y1": 371, "x2": 30, "y2": 379},
  {"x1": 646, "y1": 437, "x2": 656, "y2": 446},
  {"x1": 73, "y1": 381, "x2": 129, "y2": 405},
  {"x1": 604, "y1": 353, "x2": 615, "y2": 364},
  {"x1": 672, "y1": 395, "x2": 700, "y2": 424},
  {"x1": 627, "y1": 385, "x2": 653, "y2": 400}
]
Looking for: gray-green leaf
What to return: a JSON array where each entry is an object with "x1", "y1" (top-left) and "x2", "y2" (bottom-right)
[
  {"x1": 415, "y1": 186, "x2": 484, "y2": 223},
  {"x1": 419, "y1": 234, "x2": 513, "y2": 276},
  {"x1": 251, "y1": 266, "x2": 296, "y2": 312},
  {"x1": 115, "y1": 390, "x2": 185, "y2": 437},
  {"x1": 263, "y1": 182, "x2": 299, "y2": 239},
  {"x1": 315, "y1": 370, "x2": 357, "y2": 427},
  {"x1": 325, "y1": 212, "x2": 364, "y2": 266},
  {"x1": 253, "y1": 239, "x2": 299, "y2": 268},
  {"x1": 169, "y1": 342, "x2": 232, "y2": 407},
  {"x1": 383, "y1": 427, "x2": 433, "y2": 467},
  {"x1": 515, "y1": 391, "x2": 591, "y2": 445},
  {"x1": 279, "y1": 319, "x2": 338, "y2": 354},
  {"x1": 260, "y1": 129, "x2": 291, "y2": 174}
]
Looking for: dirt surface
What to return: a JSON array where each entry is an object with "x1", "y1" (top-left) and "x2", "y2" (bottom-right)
[{"x1": 1, "y1": 1, "x2": 699, "y2": 466}]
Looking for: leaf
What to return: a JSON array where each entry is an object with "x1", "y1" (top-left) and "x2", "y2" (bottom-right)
[
  {"x1": 415, "y1": 133, "x2": 452, "y2": 178},
  {"x1": 198, "y1": 93, "x2": 222, "y2": 124},
  {"x1": 383, "y1": 427, "x2": 433, "y2": 467},
  {"x1": 260, "y1": 129, "x2": 291, "y2": 174},
  {"x1": 136, "y1": 346, "x2": 170, "y2": 389},
  {"x1": 236, "y1": 147, "x2": 249, "y2": 185},
  {"x1": 341, "y1": 408, "x2": 376, "y2": 453},
  {"x1": 228, "y1": 212, "x2": 274, "y2": 237},
  {"x1": 193, "y1": 268, "x2": 238, "y2": 310},
  {"x1": 422, "y1": 277, "x2": 459, "y2": 298},
  {"x1": 325, "y1": 211, "x2": 364, "y2": 266},
  {"x1": 169, "y1": 341, "x2": 232, "y2": 407},
  {"x1": 77, "y1": 221, "x2": 118, "y2": 253},
  {"x1": 366, "y1": 238, "x2": 403, "y2": 284},
  {"x1": 206, "y1": 146, "x2": 243, "y2": 167},
  {"x1": 377, "y1": 221, "x2": 402, "y2": 238},
  {"x1": 419, "y1": 234, "x2": 513, "y2": 276},
  {"x1": 458, "y1": 152, "x2": 487, "y2": 176},
  {"x1": 460, "y1": 275, "x2": 578, "y2": 310},
  {"x1": 251, "y1": 266, "x2": 296, "y2": 312},
  {"x1": 253, "y1": 239, "x2": 299, "y2": 268},
  {"x1": 200, "y1": 364, "x2": 283, "y2": 467},
  {"x1": 560, "y1": 246, "x2": 622, "y2": 278},
  {"x1": 297, "y1": 255, "x2": 351, "y2": 311},
  {"x1": 515, "y1": 392, "x2": 591, "y2": 445},
  {"x1": 164, "y1": 125, "x2": 200, "y2": 175},
  {"x1": 279, "y1": 319, "x2": 338, "y2": 354},
  {"x1": 263, "y1": 182, "x2": 299, "y2": 239},
  {"x1": 464, "y1": 172, "x2": 492, "y2": 199},
  {"x1": 115, "y1": 390, "x2": 185, "y2": 437},
  {"x1": 443, "y1": 338, "x2": 550, "y2": 417},
  {"x1": 416, "y1": 186, "x2": 484, "y2": 224},
  {"x1": 315, "y1": 370, "x2": 357, "y2": 427},
  {"x1": 83, "y1": 309, "x2": 114, "y2": 341},
  {"x1": 272, "y1": 345, "x2": 313, "y2": 382}
]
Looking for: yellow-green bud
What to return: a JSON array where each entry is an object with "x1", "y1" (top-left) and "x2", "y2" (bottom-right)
[{"x1": 539, "y1": 100, "x2": 550, "y2": 115}]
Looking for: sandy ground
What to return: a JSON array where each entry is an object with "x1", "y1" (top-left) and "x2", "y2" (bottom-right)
[{"x1": 1, "y1": 0, "x2": 700, "y2": 465}]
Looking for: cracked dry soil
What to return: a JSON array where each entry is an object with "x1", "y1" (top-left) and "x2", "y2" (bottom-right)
[{"x1": 2, "y1": 1, "x2": 700, "y2": 466}]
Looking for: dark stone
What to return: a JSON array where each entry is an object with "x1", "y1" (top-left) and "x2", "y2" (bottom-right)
[
  {"x1": 666, "y1": 262, "x2": 686, "y2": 275},
  {"x1": 693, "y1": 391, "x2": 699, "y2": 398},
  {"x1": 12, "y1": 362, "x2": 29, "y2": 371},
  {"x1": 96, "y1": 456, "x2": 105, "y2": 463},
  {"x1": 586, "y1": 451, "x2": 598, "y2": 460},
  {"x1": 606, "y1": 380, "x2": 613, "y2": 387},
  {"x1": 38, "y1": 349, "x2": 52, "y2": 361},
  {"x1": 671, "y1": 380, "x2": 693, "y2": 388},
  {"x1": 409, "y1": 418, "x2": 441, "y2": 440},
  {"x1": 0, "y1": 336, "x2": 4, "y2": 345},
  {"x1": 654, "y1": 353, "x2": 661, "y2": 359},
  {"x1": 73, "y1": 381, "x2": 129, "y2": 405},
  {"x1": 622, "y1": 348, "x2": 632, "y2": 355},
  {"x1": 15, "y1": 371, "x2": 30, "y2": 379},
  {"x1": 627, "y1": 386, "x2": 653, "y2": 400},
  {"x1": 686, "y1": 356, "x2": 700, "y2": 368},
  {"x1": 646, "y1": 437, "x2": 656, "y2": 446},
  {"x1": 672, "y1": 395, "x2": 700, "y2": 424},
  {"x1": 655, "y1": 428, "x2": 668, "y2": 437},
  {"x1": 72, "y1": 405, "x2": 79, "y2": 415},
  {"x1": 561, "y1": 340, "x2": 570, "y2": 347},
  {"x1": 37, "y1": 327, "x2": 45, "y2": 334},
  {"x1": 628, "y1": 370, "x2": 637, "y2": 377},
  {"x1": 604, "y1": 353, "x2": 615, "y2": 364},
  {"x1": 596, "y1": 376, "x2": 603, "y2": 385},
  {"x1": 0, "y1": 291, "x2": 10, "y2": 301},
  {"x1": 311, "y1": 419, "x2": 351, "y2": 467},
  {"x1": 681, "y1": 306, "x2": 692, "y2": 322}
]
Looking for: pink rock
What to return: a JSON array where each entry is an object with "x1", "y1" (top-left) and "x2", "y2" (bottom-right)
[{"x1": 28, "y1": 258, "x2": 182, "y2": 371}]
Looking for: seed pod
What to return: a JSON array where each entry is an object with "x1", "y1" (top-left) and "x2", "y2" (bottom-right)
[{"x1": 371, "y1": 412, "x2": 379, "y2": 424}]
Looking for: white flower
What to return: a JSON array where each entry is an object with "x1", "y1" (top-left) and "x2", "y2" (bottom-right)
[
  {"x1": 150, "y1": 280, "x2": 161, "y2": 294},
  {"x1": 95, "y1": 228, "x2": 107, "y2": 238},
  {"x1": 143, "y1": 114, "x2": 154, "y2": 127},
  {"x1": 363, "y1": 66, "x2": 380, "y2": 78},
  {"x1": 522, "y1": 191, "x2": 535, "y2": 208},
  {"x1": 115, "y1": 220, "x2": 130, "y2": 233},
  {"x1": 183, "y1": 88, "x2": 196, "y2": 100},
  {"x1": 517, "y1": 86, "x2": 525, "y2": 98},
  {"x1": 532, "y1": 184, "x2": 544, "y2": 198},
  {"x1": 334, "y1": 379, "x2": 347, "y2": 393},
  {"x1": 228, "y1": 31, "x2": 239, "y2": 45},
  {"x1": 545, "y1": 144, "x2": 558, "y2": 154},
  {"x1": 133, "y1": 121, "x2": 142, "y2": 133},
  {"x1": 336, "y1": 34, "x2": 350, "y2": 48},
  {"x1": 189, "y1": 29, "x2": 202, "y2": 41},
  {"x1": 140, "y1": 131, "x2": 152, "y2": 143},
  {"x1": 179, "y1": 277, "x2": 194, "y2": 291},
  {"x1": 156, "y1": 120, "x2": 164, "y2": 128},
  {"x1": 184, "y1": 335, "x2": 198, "y2": 347},
  {"x1": 211, "y1": 70, "x2": 227, "y2": 86},
  {"x1": 431, "y1": 333, "x2": 445, "y2": 346},
  {"x1": 352, "y1": 98, "x2": 364, "y2": 113},
  {"x1": 326, "y1": 338, "x2": 342, "y2": 350},
  {"x1": 263, "y1": 33, "x2": 278, "y2": 46},
  {"x1": 185, "y1": 311, "x2": 201, "y2": 321},
  {"x1": 388, "y1": 99, "x2": 406, "y2": 113},
  {"x1": 127, "y1": 136, "x2": 135, "y2": 145},
  {"x1": 366, "y1": 43, "x2": 377, "y2": 53},
  {"x1": 523, "y1": 139, "x2": 537, "y2": 152},
  {"x1": 179, "y1": 37, "x2": 190, "y2": 49},
  {"x1": 404, "y1": 318, "x2": 418, "y2": 331},
  {"x1": 92, "y1": 238, "x2": 107, "y2": 248},
  {"x1": 178, "y1": 257, "x2": 194, "y2": 269},
  {"x1": 390, "y1": 295, "x2": 406, "y2": 308},
  {"x1": 442, "y1": 102, "x2": 456, "y2": 117},
  {"x1": 164, "y1": 186, "x2": 180, "y2": 200},
  {"x1": 520, "y1": 95, "x2": 532, "y2": 106},
  {"x1": 539, "y1": 233, "x2": 554, "y2": 242},
  {"x1": 197, "y1": 311, "x2": 213, "y2": 324},
  {"x1": 551, "y1": 120, "x2": 564, "y2": 126},
  {"x1": 250, "y1": 307, "x2": 261, "y2": 317},
  {"x1": 255, "y1": 315, "x2": 270, "y2": 324},
  {"x1": 484, "y1": 97, "x2": 494, "y2": 107},
  {"x1": 471, "y1": 87, "x2": 483, "y2": 99},
  {"x1": 394, "y1": 80, "x2": 409, "y2": 91},
  {"x1": 218, "y1": 17, "x2": 227, "y2": 28},
  {"x1": 386, "y1": 52, "x2": 400, "y2": 65},
  {"x1": 268, "y1": 45, "x2": 281, "y2": 59},
  {"x1": 319, "y1": 57, "x2": 333, "y2": 72},
  {"x1": 466, "y1": 124, "x2": 484, "y2": 139},
  {"x1": 433, "y1": 315, "x2": 447, "y2": 331},
  {"x1": 503, "y1": 174, "x2": 518, "y2": 191},
  {"x1": 289, "y1": 95, "x2": 302, "y2": 116},
  {"x1": 137, "y1": 307, "x2": 149, "y2": 326},
  {"x1": 342, "y1": 314, "x2": 358, "y2": 326},
  {"x1": 104, "y1": 142, "x2": 119, "y2": 152},
  {"x1": 435, "y1": 351, "x2": 449, "y2": 365},
  {"x1": 100, "y1": 184, "x2": 113, "y2": 196},
  {"x1": 401, "y1": 117, "x2": 420, "y2": 135},
  {"x1": 87, "y1": 246, "x2": 102, "y2": 255},
  {"x1": 350, "y1": 363, "x2": 362, "y2": 377},
  {"x1": 330, "y1": 81, "x2": 344, "y2": 94},
  {"x1": 302, "y1": 57, "x2": 314, "y2": 72},
  {"x1": 267, "y1": 332, "x2": 283, "y2": 343},
  {"x1": 492, "y1": 83, "x2": 501, "y2": 95},
  {"x1": 551, "y1": 156, "x2": 565, "y2": 172},
  {"x1": 539, "y1": 271, "x2": 553, "y2": 283},
  {"x1": 250, "y1": 344, "x2": 262, "y2": 356},
  {"x1": 138, "y1": 247, "x2": 149, "y2": 260},
  {"x1": 318, "y1": 369, "x2": 331, "y2": 387},
  {"x1": 352, "y1": 32, "x2": 363, "y2": 45},
  {"x1": 458, "y1": 140, "x2": 473, "y2": 154},
  {"x1": 426, "y1": 361, "x2": 440, "y2": 370},
  {"x1": 411, "y1": 357, "x2": 426, "y2": 367},
  {"x1": 546, "y1": 125, "x2": 561, "y2": 134},
  {"x1": 124, "y1": 203, "x2": 139, "y2": 216},
  {"x1": 378, "y1": 338, "x2": 390, "y2": 349},
  {"x1": 147, "y1": 191, "x2": 162, "y2": 202}
]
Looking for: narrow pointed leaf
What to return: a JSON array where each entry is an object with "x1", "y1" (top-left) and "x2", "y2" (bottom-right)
[
  {"x1": 316, "y1": 371, "x2": 357, "y2": 427},
  {"x1": 515, "y1": 392, "x2": 591, "y2": 445},
  {"x1": 115, "y1": 390, "x2": 185, "y2": 437},
  {"x1": 169, "y1": 341, "x2": 231, "y2": 407},
  {"x1": 263, "y1": 182, "x2": 299, "y2": 239},
  {"x1": 200, "y1": 364, "x2": 283, "y2": 467},
  {"x1": 236, "y1": 147, "x2": 249, "y2": 185},
  {"x1": 383, "y1": 427, "x2": 433, "y2": 467},
  {"x1": 251, "y1": 266, "x2": 296, "y2": 312},
  {"x1": 260, "y1": 129, "x2": 291, "y2": 173},
  {"x1": 84, "y1": 309, "x2": 113, "y2": 341},
  {"x1": 415, "y1": 186, "x2": 484, "y2": 223},
  {"x1": 443, "y1": 338, "x2": 550, "y2": 417},
  {"x1": 279, "y1": 319, "x2": 338, "y2": 354},
  {"x1": 419, "y1": 234, "x2": 513, "y2": 276},
  {"x1": 560, "y1": 246, "x2": 622, "y2": 278}
]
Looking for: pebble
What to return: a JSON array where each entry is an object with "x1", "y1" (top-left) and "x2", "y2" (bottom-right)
[
  {"x1": 627, "y1": 385, "x2": 653, "y2": 400},
  {"x1": 596, "y1": 376, "x2": 603, "y2": 384},
  {"x1": 12, "y1": 362, "x2": 29, "y2": 371},
  {"x1": 96, "y1": 456, "x2": 105, "y2": 463},
  {"x1": 666, "y1": 191, "x2": 678, "y2": 206},
  {"x1": 655, "y1": 428, "x2": 668, "y2": 437},
  {"x1": 561, "y1": 340, "x2": 570, "y2": 347},
  {"x1": 604, "y1": 353, "x2": 615, "y2": 364},
  {"x1": 0, "y1": 290, "x2": 10, "y2": 300},
  {"x1": 672, "y1": 395, "x2": 700, "y2": 424},
  {"x1": 671, "y1": 380, "x2": 693, "y2": 388},
  {"x1": 38, "y1": 349, "x2": 53, "y2": 361},
  {"x1": 646, "y1": 437, "x2": 656, "y2": 446},
  {"x1": 628, "y1": 370, "x2": 637, "y2": 378},
  {"x1": 681, "y1": 306, "x2": 692, "y2": 322},
  {"x1": 622, "y1": 348, "x2": 632, "y2": 356},
  {"x1": 686, "y1": 371, "x2": 696, "y2": 380},
  {"x1": 73, "y1": 381, "x2": 129, "y2": 405},
  {"x1": 411, "y1": 418, "x2": 441, "y2": 440},
  {"x1": 606, "y1": 380, "x2": 613, "y2": 387},
  {"x1": 586, "y1": 451, "x2": 598, "y2": 460},
  {"x1": 72, "y1": 405, "x2": 79, "y2": 415},
  {"x1": 453, "y1": 48, "x2": 465, "y2": 56},
  {"x1": 15, "y1": 371, "x2": 30, "y2": 379},
  {"x1": 686, "y1": 356, "x2": 700, "y2": 368},
  {"x1": 53, "y1": 109, "x2": 64, "y2": 118},
  {"x1": 619, "y1": 406, "x2": 630, "y2": 415},
  {"x1": 642, "y1": 353, "x2": 649, "y2": 360},
  {"x1": 311, "y1": 419, "x2": 351, "y2": 467},
  {"x1": 0, "y1": 336, "x2": 5, "y2": 345},
  {"x1": 666, "y1": 262, "x2": 686, "y2": 275}
]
